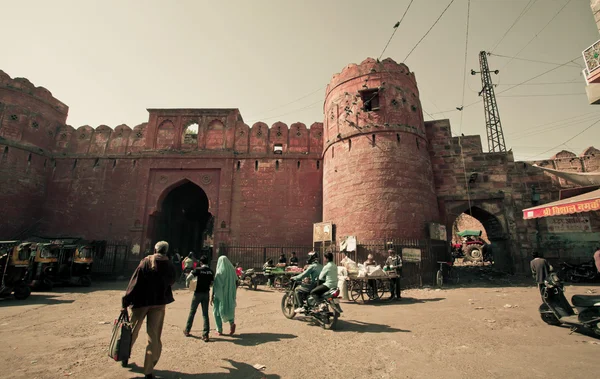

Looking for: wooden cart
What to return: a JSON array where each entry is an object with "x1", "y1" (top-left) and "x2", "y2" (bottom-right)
[{"x1": 346, "y1": 273, "x2": 400, "y2": 303}]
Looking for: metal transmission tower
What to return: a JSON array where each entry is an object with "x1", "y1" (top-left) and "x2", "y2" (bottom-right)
[{"x1": 471, "y1": 51, "x2": 507, "y2": 153}]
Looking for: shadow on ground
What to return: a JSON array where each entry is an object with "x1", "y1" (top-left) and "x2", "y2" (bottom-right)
[
  {"x1": 357, "y1": 297, "x2": 445, "y2": 306},
  {"x1": 334, "y1": 319, "x2": 411, "y2": 333},
  {"x1": 0, "y1": 293, "x2": 75, "y2": 307},
  {"x1": 129, "y1": 359, "x2": 281, "y2": 378},
  {"x1": 188, "y1": 332, "x2": 297, "y2": 347}
]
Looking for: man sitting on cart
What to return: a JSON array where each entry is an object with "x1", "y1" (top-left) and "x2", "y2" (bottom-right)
[{"x1": 291, "y1": 251, "x2": 323, "y2": 314}]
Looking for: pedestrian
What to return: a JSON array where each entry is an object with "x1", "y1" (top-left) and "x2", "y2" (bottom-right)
[
  {"x1": 173, "y1": 249, "x2": 182, "y2": 280},
  {"x1": 181, "y1": 252, "x2": 196, "y2": 283},
  {"x1": 278, "y1": 253, "x2": 287, "y2": 266},
  {"x1": 289, "y1": 252, "x2": 299, "y2": 266},
  {"x1": 364, "y1": 254, "x2": 377, "y2": 298},
  {"x1": 212, "y1": 255, "x2": 237, "y2": 336},
  {"x1": 385, "y1": 249, "x2": 403, "y2": 300},
  {"x1": 184, "y1": 255, "x2": 213, "y2": 341},
  {"x1": 122, "y1": 241, "x2": 176, "y2": 379},
  {"x1": 263, "y1": 259, "x2": 275, "y2": 288},
  {"x1": 530, "y1": 251, "x2": 552, "y2": 295},
  {"x1": 593, "y1": 246, "x2": 600, "y2": 273}
]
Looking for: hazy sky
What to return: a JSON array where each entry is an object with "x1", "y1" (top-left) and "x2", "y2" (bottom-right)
[{"x1": 1, "y1": 0, "x2": 598, "y2": 161}]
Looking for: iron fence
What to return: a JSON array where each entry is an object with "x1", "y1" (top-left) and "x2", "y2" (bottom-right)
[
  {"x1": 91, "y1": 241, "x2": 130, "y2": 276},
  {"x1": 222, "y1": 238, "x2": 442, "y2": 288},
  {"x1": 220, "y1": 244, "x2": 313, "y2": 270}
]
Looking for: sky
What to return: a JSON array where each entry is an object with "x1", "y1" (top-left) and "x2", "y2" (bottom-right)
[{"x1": 1, "y1": 0, "x2": 598, "y2": 161}]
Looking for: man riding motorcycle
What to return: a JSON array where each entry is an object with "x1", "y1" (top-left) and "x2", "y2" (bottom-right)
[
  {"x1": 291, "y1": 251, "x2": 322, "y2": 314},
  {"x1": 308, "y1": 252, "x2": 338, "y2": 309}
]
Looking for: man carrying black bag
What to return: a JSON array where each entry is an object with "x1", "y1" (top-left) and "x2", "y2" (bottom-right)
[{"x1": 121, "y1": 241, "x2": 176, "y2": 379}]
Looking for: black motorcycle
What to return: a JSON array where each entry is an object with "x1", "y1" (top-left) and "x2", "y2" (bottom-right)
[
  {"x1": 238, "y1": 268, "x2": 258, "y2": 290},
  {"x1": 558, "y1": 261, "x2": 599, "y2": 283},
  {"x1": 538, "y1": 273, "x2": 600, "y2": 335},
  {"x1": 281, "y1": 280, "x2": 343, "y2": 330}
]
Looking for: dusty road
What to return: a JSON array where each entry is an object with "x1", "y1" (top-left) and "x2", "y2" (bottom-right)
[{"x1": 0, "y1": 280, "x2": 598, "y2": 379}]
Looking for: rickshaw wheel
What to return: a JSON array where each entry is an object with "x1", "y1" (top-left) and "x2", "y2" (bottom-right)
[
  {"x1": 14, "y1": 285, "x2": 31, "y2": 300},
  {"x1": 80, "y1": 276, "x2": 92, "y2": 287}
]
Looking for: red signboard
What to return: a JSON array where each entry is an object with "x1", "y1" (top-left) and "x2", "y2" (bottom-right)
[{"x1": 523, "y1": 197, "x2": 600, "y2": 220}]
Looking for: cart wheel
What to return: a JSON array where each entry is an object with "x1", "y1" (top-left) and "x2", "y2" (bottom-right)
[
  {"x1": 376, "y1": 279, "x2": 388, "y2": 300},
  {"x1": 436, "y1": 270, "x2": 444, "y2": 288},
  {"x1": 349, "y1": 281, "x2": 364, "y2": 303}
]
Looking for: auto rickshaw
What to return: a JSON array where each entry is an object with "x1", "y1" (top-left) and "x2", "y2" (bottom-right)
[
  {"x1": 28, "y1": 241, "x2": 61, "y2": 290},
  {"x1": 55, "y1": 242, "x2": 93, "y2": 287},
  {"x1": 0, "y1": 241, "x2": 32, "y2": 300}
]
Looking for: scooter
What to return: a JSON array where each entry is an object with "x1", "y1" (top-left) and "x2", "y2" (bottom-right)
[
  {"x1": 281, "y1": 279, "x2": 343, "y2": 330},
  {"x1": 538, "y1": 273, "x2": 600, "y2": 336}
]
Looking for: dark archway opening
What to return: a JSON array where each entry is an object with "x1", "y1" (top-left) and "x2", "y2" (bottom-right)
[
  {"x1": 449, "y1": 205, "x2": 513, "y2": 276},
  {"x1": 153, "y1": 181, "x2": 213, "y2": 259}
]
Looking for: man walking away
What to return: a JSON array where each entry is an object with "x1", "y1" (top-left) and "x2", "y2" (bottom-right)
[
  {"x1": 184, "y1": 255, "x2": 213, "y2": 341},
  {"x1": 530, "y1": 251, "x2": 552, "y2": 295},
  {"x1": 122, "y1": 241, "x2": 176, "y2": 379},
  {"x1": 385, "y1": 249, "x2": 402, "y2": 300}
]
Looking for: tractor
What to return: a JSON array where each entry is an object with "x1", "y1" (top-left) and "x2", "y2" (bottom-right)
[{"x1": 451, "y1": 230, "x2": 489, "y2": 262}]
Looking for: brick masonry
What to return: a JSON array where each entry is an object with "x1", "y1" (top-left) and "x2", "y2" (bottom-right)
[{"x1": 1, "y1": 60, "x2": 599, "y2": 273}]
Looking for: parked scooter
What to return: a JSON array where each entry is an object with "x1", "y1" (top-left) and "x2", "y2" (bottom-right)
[
  {"x1": 558, "y1": 261, "x2": 599, "y2": 283},
  {"x1": 538, "y1": 273, "x2": 600, "y2": 335},
  {"x1": 238, "y1": 268, "x2": 258, "y2": 290},
  {"x1": 281, "y1": 279, "x2": 343, "y2": 330}
]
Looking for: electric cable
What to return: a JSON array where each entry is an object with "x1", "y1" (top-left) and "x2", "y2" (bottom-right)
[
  {"x1": 403, "y1": 0, "x2": 456, "y2": 62},
  {"x1": 489, "y1": 0, "x2": 537, "y2": 53},
  {"x1": 379, "y1": 0, "x2": 414, "y2": 60}
]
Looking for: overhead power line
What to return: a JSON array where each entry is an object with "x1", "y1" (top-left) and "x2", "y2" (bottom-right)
[
  {"x1": 403, "y1": 0, "x2": 456, "y2": 62},
  {"x1": 490, "y1": 0, "x2": 538, "y2": 53},
  {"x1": 498, "y1": 92, "x2": 585, "y2": 98},
  {"x1": 527, "y1": 118, "x2": 600, "y2": 160},
  {"x1": 246, "y1": 99, "x2": 322, "y2": 124},
  {"x1": 489, "y1": 53, "x2": 582, "y2": 68},
  {"x1": 499, "y1": 0, "x2": 574, "y2": 71},
  {"x1": 379, "y1": 0, "x2": 414, "y2": 60},
  {"x1": 458, "y1": 0, "x2": 471, "y2": 133},
  {"x1": 244, "y1": 86, "x2": 325, "y2": 121}
]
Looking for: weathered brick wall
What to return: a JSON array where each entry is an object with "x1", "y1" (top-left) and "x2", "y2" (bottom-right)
[
  {"x1": 323, "y1": 58, "x2": 439, "y2": 241},
  {"x1": 0, "y1": 144, "x2": 48, "y2": 239}
]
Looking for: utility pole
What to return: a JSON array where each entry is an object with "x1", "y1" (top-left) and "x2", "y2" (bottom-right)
[{"x1": 471, "y1": 51, "x2": 507, "y2": 153}]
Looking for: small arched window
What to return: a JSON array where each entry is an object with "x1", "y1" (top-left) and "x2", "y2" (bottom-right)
[
  {"x1": 275, "y1": 160, "x2": 280, "y2": 170},
  {"x1": 182, "y1": 123, "x2": 199, "y2": 145},
  {"x1": 348, "y1": 139, "x2": 352, "y2": 151},
  {"x1": 255, "y1": 160, "x2": 258, "y2": 171},
  {"x1": 396, "y1": 134, "x2": 401, "y2": 143},
  {"x1": 372, "y1": 134, "x2": 375, "y2": 147},
  {"x1": 236, "y1": 161, "x2": 241, "y2": 171}
]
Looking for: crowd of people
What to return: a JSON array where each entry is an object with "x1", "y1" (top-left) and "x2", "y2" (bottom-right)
[{"x1": 120, "y1": 243, "x2": 403, "y2": 378}]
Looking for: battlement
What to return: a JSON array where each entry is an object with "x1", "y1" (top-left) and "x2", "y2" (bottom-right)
[
  {"x1": 0, "y1": 70, "x2": 68, "y2": 115},
  {"x1": 326, "y1": 57, "x2": 416, "y2": 96},
  {"x1": 47, "y1": 119, "x2": 323, "y2": 157}
]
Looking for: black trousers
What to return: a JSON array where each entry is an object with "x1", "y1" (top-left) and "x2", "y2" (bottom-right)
[
  {"x1": 390, "y1": 277, "x2": 401, "y2": 298},
  {"x1": 295, "y1": 284, "x2": 314, "y2": 307},
  {"x1": 309, "y1": 284, "x2": 330, "y2": 304}
]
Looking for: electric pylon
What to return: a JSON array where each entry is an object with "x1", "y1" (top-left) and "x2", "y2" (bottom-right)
[{"x1": 471, "y1": 51, "x2": 507, "y2": 153}]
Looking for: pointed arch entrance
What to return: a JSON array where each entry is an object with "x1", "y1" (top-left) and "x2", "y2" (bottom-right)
[
  {"x1": 446, "y1": 203, "x2": 513, "y2": 273},
  {"x1": 151, "y1": 180, "x2": 213, "y2": 257}
]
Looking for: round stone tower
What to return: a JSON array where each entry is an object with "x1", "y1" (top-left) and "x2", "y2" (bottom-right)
[{"x1": 322, "y1": 58, "x2": 439, "y2": 241}]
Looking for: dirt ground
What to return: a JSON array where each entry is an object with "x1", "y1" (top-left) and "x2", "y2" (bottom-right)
[{"x1": 0, "y1": 278, "x2": 598, "y2": 379}]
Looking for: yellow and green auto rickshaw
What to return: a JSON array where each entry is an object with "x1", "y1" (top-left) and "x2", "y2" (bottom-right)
[
  {"x1": 55, "y1": 242, "x2": 93, "y2": 287},
  {"x1": 0, "y1": 241, "x2": 33, "y2": 300},
  {"x1": 28, "y1": 241, "x2": 61, "y2": 290}
]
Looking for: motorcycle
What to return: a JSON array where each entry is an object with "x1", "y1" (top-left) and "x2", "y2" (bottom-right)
[
  {"x1": 280, "y1": 279, "x2": 343, "y2": 330},
  {"x1": 558, "y1": 261, "x2": 599, "y2": 283},
  {"x1": 238, "y1": 268, "x2": 258, "y2": 290},
  {"x1": 538, "y1": 273, "x2": 600, "y2": 336}
]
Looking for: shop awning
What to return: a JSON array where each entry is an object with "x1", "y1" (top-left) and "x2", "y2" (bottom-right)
[
  {"x1": 532, "y1": 164, "x2": 600, "y2": 186},
  {"x1": 522, "y1": 188, "x2": 600, "y2": 219}
]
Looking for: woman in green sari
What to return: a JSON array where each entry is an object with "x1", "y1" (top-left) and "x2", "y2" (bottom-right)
[{"x1": 211, "y1": 255, "x2": 237, "y2": 335}]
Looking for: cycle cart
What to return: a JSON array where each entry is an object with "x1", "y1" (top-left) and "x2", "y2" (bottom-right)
[
  {"x1": 346, "y1": 272, "x2": 400, "y2": 303},
  {"x1": 436, "y1": 261, "x2": 459, "y2": 288}
]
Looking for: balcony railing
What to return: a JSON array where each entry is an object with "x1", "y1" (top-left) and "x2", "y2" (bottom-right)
[{"x1": 583, "y1": 38, "x2": 600, "y2": 77}]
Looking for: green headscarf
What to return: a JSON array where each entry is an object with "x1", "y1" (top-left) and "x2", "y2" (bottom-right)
[{"x1": 213, "y1": 255, "x2": 237, "y2": 322}]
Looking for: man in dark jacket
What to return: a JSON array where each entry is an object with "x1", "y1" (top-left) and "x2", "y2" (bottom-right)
[
  {"x1": 184, "y1": 255, "x2": 214, "y2": 341},
  {"x1": 530, "y1": 251, "x2": 552, "y2": 295},
  {"x1": 122, "y1": 241, "x2": 176, "y2": 379}
]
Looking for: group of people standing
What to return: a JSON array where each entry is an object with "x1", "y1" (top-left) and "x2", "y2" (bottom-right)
[{"x1": 121, "y1": 242, "x2": 238, "y2": 379}]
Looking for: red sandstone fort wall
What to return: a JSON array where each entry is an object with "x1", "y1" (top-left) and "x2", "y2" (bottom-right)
[{"x1": 0, "y1": 70, "x2": 324, "y2": 248}]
